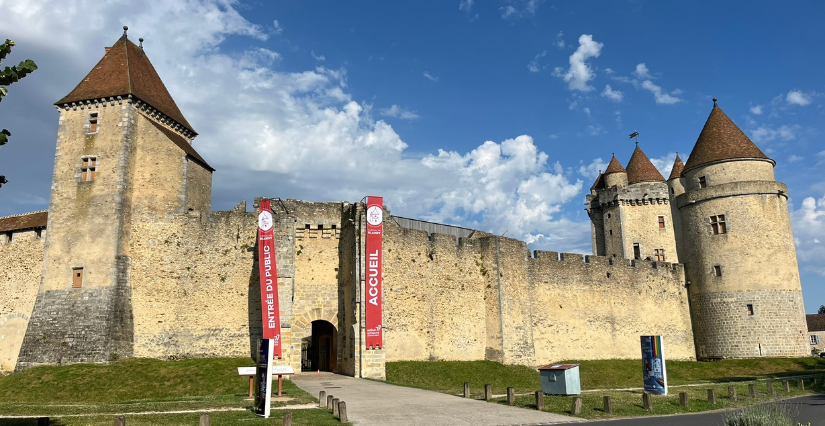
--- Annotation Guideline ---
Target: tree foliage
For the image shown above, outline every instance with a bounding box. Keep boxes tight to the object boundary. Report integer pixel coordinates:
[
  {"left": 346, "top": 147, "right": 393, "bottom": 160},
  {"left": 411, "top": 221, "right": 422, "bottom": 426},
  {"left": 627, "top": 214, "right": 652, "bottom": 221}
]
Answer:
[
  {"left": 819, "top": 305, "right": 825, "bottom": 315},
  {"left": 0, "top": 39, "right": 38, "bottom": 187}
]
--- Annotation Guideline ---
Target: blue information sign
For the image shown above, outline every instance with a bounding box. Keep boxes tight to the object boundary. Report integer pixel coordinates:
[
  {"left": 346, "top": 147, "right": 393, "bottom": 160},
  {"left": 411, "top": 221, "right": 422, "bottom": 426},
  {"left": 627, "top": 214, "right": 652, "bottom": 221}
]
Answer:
[{"left": 640, "top": 335, "right": 668, "bottom": 395}]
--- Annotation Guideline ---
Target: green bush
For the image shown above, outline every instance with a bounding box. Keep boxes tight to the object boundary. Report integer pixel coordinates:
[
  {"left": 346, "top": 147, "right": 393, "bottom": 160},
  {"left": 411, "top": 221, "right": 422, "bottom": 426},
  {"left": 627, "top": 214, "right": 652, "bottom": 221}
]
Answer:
[{"left": 724, "top": 401, "right": 797, "bottom": 426}]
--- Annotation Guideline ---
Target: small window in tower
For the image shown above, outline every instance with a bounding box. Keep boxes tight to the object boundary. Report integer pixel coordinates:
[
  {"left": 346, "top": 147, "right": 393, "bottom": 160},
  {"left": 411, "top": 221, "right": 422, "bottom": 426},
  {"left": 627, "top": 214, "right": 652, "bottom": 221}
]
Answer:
[
  {"left": 80, "top": 156, "right": 97, "bottom": 182},
  {"left": 34, "top": 229, "right": 42, "bottom": 240},
  {"left": 633, "top": 243, "right": 641, "bottom": 260},
  {"left": 710, "top": 214, "right": 727, "bottom": 235},
  {"left": 331, "top": 224, "right": 337, "bottom": 229},
  {"left": 713, "top": 265, "right": 722, "bottom": 277},
  {"left": 746, "top": 304, "right": 754, "bottom": 316},
  {"left": 609, "top": 229, "right": 613, "bottom": 236},
  {"left": 305, "top": 224, "right": 311, "bottom": 229},
  {"left": 317, "top": 224, "right": 323, "bottom": 230},
  {"left": 811, "top": 335, "right": 820, "bottom": 345},
  {"left": 654, "top": 249, "right": 665, "bottom": 262},
  {"left": 2, "top": 232, "right": 11, "bottom": 244},
  {"left": 670, "top": 187, "right": 675, "bottom": 194},
  {"left": 658, "top": 216, "right": 666, "bottom": 229},
  {"left": 698, "top": 176, "right": 707, "bottom": 188},
  {"left": 88, "top": 112, "right": 99, "bottom": 133},
  {"left": 72, "top": 267, "right": 84, "bottom": 288},
  {"left": 607, "top": 213, "right": 611, "bottom": 219}
]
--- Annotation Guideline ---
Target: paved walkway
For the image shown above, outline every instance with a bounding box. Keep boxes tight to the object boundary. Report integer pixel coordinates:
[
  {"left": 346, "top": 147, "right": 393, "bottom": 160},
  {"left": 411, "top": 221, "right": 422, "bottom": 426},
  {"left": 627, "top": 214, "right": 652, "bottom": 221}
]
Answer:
[{"left": 292, "top": 373, "right": 583, "bottom": 426}]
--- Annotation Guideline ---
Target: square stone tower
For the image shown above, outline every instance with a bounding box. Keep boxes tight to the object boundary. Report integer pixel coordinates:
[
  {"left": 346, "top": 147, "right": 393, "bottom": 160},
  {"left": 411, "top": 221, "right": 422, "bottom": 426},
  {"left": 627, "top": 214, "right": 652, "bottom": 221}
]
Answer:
[{"left": 16, "top": 28, "right": 214, "bottom": 370}]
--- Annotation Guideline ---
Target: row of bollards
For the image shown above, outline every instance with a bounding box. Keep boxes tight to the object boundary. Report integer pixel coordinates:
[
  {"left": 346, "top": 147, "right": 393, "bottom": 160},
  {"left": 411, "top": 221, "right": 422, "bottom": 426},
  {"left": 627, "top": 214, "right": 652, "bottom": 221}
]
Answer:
[{"left": 319, "top": 390, "right": 348, "bottom": 423}]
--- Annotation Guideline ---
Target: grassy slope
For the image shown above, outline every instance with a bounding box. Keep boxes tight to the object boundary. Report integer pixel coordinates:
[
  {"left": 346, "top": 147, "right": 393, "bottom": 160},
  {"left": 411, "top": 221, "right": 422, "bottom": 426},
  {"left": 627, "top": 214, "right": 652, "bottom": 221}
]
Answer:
[{"left": 0, "top": 358, "right": 349, "bottom": 425}]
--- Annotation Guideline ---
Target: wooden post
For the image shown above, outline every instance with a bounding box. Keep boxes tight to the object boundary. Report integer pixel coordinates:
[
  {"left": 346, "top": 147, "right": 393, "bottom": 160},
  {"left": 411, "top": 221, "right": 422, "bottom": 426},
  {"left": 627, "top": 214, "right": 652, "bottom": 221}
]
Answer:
[
  {"left": 283, "top": 412, "right": 292, "bottom": 426},
  {"left": 679, "top": 392, "right": 688, "bottom": 408},
  {"left": 798, "top": 379, "right": 805, "bottom": 390},
  {"left": 249, "top": 376, "right": 254, "bottom": 398},
  {"left": 603, "top": 396, "right": 612, "bottom": 414},
  {"left": 707, "top": 389, "right": 716, "bottom": 405},
  {"left": 37, "top": 418, "right": 49, "bottom": 426},
  {"left": 339, "top": 401, "right": 348, "bottom": 422},
  {"left": 327, "top": 395, "right": 334, "bottom": 410},
  {"left": 571, "top": 396, "right": 583, "bottom": 415},
  {"left": 278, "top": 375, "right": 283, "bottom": 396},
  {"left": 507, "top": 387, "right": 515, "bottom": 405},
  {"left": 783, "top": 381, "right": 790, "bottom": 392},
  {"left": 199, "top": 414, "right": 210, "bottom": 426},
  {"left": 728, "top": 386, "right": 737, "bottom": 402},
  {"left": 535, "top": 390, "right": 544, "bottom": 410},
  {"left": 767, "top": 381, "right": 775, "bottom": 396},
  {"left": 642, "top": 392, "right": 653, "bottom": 411},
  {"left": 464, "top": 382, "right": 470, "bottom": 398},
  {"left": 319, "top": 390, "right": 326, "bottom": 407},
  {"left": 332, "top": 398, "right": 340, "bottom": 416},
  {"left": 114, "top": 416, "right": 126, "bottom": 426},
  {"left": 748, "top": 384, "right": 756, "bottom": 397},
  {"left": 485, "top": 384, "right": 492, "bottom": 401}
]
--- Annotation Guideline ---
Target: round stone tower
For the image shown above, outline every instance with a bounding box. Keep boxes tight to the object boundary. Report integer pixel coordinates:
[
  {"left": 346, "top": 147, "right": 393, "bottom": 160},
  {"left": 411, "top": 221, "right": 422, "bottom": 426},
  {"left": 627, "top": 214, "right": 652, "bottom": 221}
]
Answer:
[{"left": 676, "top": 100, "right": 808, "bottom": 360}]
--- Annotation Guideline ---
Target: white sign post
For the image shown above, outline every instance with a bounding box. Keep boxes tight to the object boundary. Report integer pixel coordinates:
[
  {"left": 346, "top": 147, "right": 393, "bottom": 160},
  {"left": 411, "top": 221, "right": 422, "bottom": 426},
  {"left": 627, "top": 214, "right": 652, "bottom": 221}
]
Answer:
[{"left": 264, "top": 339, "right": 274, "bottom": 418}]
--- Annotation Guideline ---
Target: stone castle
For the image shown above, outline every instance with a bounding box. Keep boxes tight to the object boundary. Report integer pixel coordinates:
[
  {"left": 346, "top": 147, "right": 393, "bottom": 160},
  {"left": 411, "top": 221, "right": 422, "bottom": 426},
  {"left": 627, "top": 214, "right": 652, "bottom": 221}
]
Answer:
[{"left": 0, "top": 32, "right": 809, "bottom": 377}]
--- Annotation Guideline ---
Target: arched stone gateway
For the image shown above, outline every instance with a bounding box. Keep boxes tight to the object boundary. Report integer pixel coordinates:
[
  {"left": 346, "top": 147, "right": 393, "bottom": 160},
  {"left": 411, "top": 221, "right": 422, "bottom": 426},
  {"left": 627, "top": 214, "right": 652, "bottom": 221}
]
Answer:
[{"left": 292, "top": 308, "right": 339, "bottom": 372}]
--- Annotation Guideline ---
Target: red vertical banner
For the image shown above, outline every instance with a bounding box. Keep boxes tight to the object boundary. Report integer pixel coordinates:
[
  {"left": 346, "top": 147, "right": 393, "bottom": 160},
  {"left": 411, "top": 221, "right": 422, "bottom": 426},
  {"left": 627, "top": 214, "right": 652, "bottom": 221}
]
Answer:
[
  {"left": 365, "top": 196, "right": 384, "bottom": 349},
  {"left": 258, "top": 199, "right": 282, "bottom": 358}
]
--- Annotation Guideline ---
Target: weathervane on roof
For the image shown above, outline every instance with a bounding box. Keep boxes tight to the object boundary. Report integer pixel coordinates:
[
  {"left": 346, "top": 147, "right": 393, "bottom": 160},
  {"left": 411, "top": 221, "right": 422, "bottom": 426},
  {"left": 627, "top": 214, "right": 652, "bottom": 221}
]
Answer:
[
  {"left": 629, "top": 131, "right": 640, "bottom": 145},
  {"left": 122, "top": 26, "right": 128, "bottom": 38}
]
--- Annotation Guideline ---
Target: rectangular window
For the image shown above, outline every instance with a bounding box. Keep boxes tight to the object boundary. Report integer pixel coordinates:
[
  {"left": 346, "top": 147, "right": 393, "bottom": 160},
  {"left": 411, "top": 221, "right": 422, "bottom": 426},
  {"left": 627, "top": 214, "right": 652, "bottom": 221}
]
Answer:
[
  {"left": 658, "top": 216, "right": 666, "bottom": 229},
  {"left": 747, "top": 304, "right": 754, "bottom": 316},
  {"left": 811, "top": 335, "right": 820, "bottom": 345},
  {"left": 710, "top": 214, "right": 727, "bottom": 235},
  {"left": 714, "top": 265, "right": 722, "bottom": 277},
  {"left": 654, "top": 249, "right": 665, "bottom": 262},
  {"left": 698, "top": 176, "right": 707, "bottom": 188},
  {"left": 609, "top": 229, "right": 613, "bottom": 236},
  {"left": 88, "top": 112, "right": 99, "bottom": 133},
  {"left": 2, "top": 232, "right": 11, "bottom": 244},
  {"left": 633, "top": 243, "right": 641, "bottom": 260},
  {"left": 72, "top": 267, "right": 84, "bottom": 288},
  {"left": 34, "top": 229, "right": 42, "bottom": 240},
  {"left": 81, "top": 156, "right": 97, "bottom": 182}
]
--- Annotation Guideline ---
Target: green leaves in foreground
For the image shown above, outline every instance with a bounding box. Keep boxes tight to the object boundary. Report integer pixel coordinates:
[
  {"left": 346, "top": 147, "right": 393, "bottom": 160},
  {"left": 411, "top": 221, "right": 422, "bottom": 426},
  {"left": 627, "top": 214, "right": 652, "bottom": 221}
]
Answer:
[{"left": 0, "top": 38, "right": 38, "bottom": 188}]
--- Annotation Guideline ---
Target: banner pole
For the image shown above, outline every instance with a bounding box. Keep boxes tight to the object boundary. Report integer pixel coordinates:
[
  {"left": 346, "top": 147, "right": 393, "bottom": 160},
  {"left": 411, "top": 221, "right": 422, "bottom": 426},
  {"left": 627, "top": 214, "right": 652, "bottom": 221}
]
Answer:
[{"left": 264, "top": 338, "right": 274, "bottom": 418}]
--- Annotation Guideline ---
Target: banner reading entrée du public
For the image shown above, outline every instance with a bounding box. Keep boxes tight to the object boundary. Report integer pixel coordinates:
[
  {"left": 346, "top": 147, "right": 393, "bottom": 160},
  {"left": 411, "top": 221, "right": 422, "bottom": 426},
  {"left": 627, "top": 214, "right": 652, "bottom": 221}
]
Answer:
[
  {"left": 258, "top": 199, "right": 282, "bottom": 358},
  {"left": 365, "top": 196, "right": 383, "bottom": 349}
]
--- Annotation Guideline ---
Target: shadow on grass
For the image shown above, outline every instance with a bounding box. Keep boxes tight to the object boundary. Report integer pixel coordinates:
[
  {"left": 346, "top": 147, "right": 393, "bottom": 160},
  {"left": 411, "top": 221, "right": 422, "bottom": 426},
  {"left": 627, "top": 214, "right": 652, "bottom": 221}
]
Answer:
[{"left": 0, "top": 419, "right": 68, "bottom": 426}]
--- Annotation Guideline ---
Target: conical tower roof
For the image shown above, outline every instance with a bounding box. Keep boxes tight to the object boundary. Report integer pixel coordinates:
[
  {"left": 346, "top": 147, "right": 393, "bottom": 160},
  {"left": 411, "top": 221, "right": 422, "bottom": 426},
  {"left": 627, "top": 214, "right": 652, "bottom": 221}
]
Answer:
[
  {"left": 56, "top": 32, "right": 195, "bottom": 134},
  {"left": 590, "top": 172, "right": 605, "bottom": 190},
  {"left": 626, "top": 143, "right": 665, "bottom": 184},
  {"left": 668, "top": 154, "right": 684, "bottom": 180},
  {"left": 603, "top": 154, "right": 626, "bottom": 175},
  {"left": 683, "top": 100, "right": 772, "bottom": 173}
]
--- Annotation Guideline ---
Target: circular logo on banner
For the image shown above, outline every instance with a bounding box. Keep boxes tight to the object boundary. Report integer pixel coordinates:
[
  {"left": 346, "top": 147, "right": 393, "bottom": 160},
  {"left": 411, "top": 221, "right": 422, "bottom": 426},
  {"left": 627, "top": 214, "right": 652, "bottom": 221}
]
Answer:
[
  {"left": 258, "top": 211, "right": 273, "bottom": 231},
  {"left": 367, "top": 206, "right": 383, "bottom": 226}
]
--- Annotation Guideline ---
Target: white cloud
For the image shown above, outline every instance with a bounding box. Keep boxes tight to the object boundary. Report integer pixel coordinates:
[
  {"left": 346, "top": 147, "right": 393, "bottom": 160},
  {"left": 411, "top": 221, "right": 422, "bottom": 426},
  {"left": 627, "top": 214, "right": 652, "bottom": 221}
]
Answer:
[
  {"left": 648, "top": 152, "right": 677, "bottom": 178},
  {"left": 750, "top": 105, "right": 763, "bottom": 115},
  {"left": 311, "top": 50, "right": 325, "bottom": 61},
  {"left": 791, "top": 195, "right": 825, "bottom": 277},
  {"left": 583, "top": 107, "right": 591, "bottom": 116},
  {"left": 633, "top": 63, "right": 652, "bottom": 79},
  {"left": 553, "top": 34, "right": 603, "bottom": 92},
  {"left": 786, "top": 90, "right": 812, "bottom": 106},
  {"left": 459, "top": 0, "right": 474, "bottom": 12},
  {"left": 380, "top": 104, "right": 419, "bottom": 120},
  {"left": 601, "top": 84, "right": 623, "bottom": 102},
  {"left": 0, "top": 0, "right": 590, "bottom": 249},
  {"left": 554, "top": 31, "right": 565, "bottom": 49},
  {"left": 750, "top": 124, "right": 801, "bottom": 143},
  {"left": 423, "top": 71, "right": 439, "bottom": 82},
  {"left": 788, "top": 155, "right": 804, "bottom": 163},
  {"left": 500, "top": 0, "right": 541, "bottom": 19},
  {"left": 273, "top": 20, "right": 283, "bottom": 35},
  {"left": 586, "top": 124, "right": 605, "bottom": 135},
  {"left": 527, "top": 50, "right": 547, "bottom": 73},
  {"left": 579, "top": 158, "right": 608, "bottom": 179},
  {"left": 640, "top": 80, "right": 681, "bottom": 104}
]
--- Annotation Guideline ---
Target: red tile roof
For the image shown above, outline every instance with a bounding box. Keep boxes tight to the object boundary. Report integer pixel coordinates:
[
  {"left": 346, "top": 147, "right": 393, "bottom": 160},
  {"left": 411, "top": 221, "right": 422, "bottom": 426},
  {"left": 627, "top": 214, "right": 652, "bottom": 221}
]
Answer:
[
  {"left": 604, "top": 155, "right": 626, "bottom": 175},
  {"left": 668, "top": 154, "right": 685, "bottom": 180},
  {"left": 147, "top": 120, "right": 214, "bottom": 171},
  {"left": 56, "top": 36, "right": 195, "bottom": 135},
  {"left": 626, "top": 144, "right": 665, "bottom": 184},
  {"left": 0, "top": 211, "right": 48, "bottom": 233},
  {"left": 683, "top": 102, "right": 773, "bottom": 173},
  {"left": 807, "top": 314, "right": 825, "bottom": 332},
  {"left": 590, "top": 173, "right": 605, "bottom": 190}
]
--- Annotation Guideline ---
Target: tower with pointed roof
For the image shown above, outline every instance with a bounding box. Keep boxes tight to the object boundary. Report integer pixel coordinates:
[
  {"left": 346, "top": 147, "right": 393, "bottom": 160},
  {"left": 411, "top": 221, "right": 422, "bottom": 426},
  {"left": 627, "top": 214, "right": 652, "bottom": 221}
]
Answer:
[
  {"left": 586, "top": 144, "right": 678, "bottom": 263},
  {"left": 674, "top": 100, "right": 807, "bottom": 359},
  {"left": 16, "top": 28, "right": 214, "bottom": 369}
]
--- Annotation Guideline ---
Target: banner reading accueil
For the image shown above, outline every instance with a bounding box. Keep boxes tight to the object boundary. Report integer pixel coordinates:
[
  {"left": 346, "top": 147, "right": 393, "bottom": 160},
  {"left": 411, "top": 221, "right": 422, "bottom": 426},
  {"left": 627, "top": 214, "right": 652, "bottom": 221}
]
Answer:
[
  {"left": 365, "top": 196, "right": 383, "bottom": 349},
  {"left": 640, "top": 335, "right": 668, "bottom": 395},
  {"left": 258, "top": 199, "right": 282, "bottom": 357}
]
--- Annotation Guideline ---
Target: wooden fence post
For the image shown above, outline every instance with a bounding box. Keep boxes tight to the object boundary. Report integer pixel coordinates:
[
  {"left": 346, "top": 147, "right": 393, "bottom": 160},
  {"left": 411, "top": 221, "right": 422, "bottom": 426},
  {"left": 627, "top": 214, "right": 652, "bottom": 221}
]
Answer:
[
  {"left": 319, "top": 390, "right": 326, "bottom": 407},
  {"left": 507, "top": 387, "right": 515, "bottom": 405},
  {"left": 283, "top": 412, "right": 292, "bottom": 426},
  {"left": 642, "top": 393, "right": 653, "bottom": 411},
  {"left": 114, "top": 416, "right": 126, "bottom": 426},
  {"left": 748, "top": 384, "right": 756, "bottom": 397},
  {"left": 327, "top": 395, "right": 335, "bottom": 410},
  {"left": 571, "top": 396, "right": 583, "bottom": 415},
  {"left": 535, "top": 390, "right": 544, "bottom": 410},
  {"left": 332, "top": 398, "right": 340, "bottom": 416},
  {"left": 728, "top": 386, "right": 737, "bottom": 402},
  {"left": 798, "top": 379, "right": 805, "bottom": 391},
  {"left": 679, "top": 392, "right": 688, "bottom": 408},
  {"left": 603, "top": 396, "right": 612, "bottom": 414},
  {"left": 767, "top": 381, "right": 775, "bottom": 396},
  {"left": 339, "top": 401, "right": 348, "bottom": 422},
  {"left": 707, "top": 389, "right": 716, "bottom": 405},
  {"left": 464, "top": 382, "right": 470, "bottom": 398},
  {"left": 485, "top": 384, "right": 492, "bottom": 401},
  {"left": 199, "top": 413, "right": 210, "bottom": 426}
]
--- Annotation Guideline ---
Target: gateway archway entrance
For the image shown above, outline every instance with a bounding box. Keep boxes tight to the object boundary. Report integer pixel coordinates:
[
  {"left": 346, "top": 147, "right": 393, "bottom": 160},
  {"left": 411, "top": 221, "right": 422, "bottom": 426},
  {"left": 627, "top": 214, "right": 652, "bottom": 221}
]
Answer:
[{"left": 301, "top": 320, "right": 337, "bottom": 372}]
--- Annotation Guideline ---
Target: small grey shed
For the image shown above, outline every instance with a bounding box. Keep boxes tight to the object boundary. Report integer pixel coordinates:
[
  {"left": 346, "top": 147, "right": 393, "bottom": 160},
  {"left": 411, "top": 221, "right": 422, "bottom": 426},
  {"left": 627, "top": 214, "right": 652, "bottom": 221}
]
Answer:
[{"left": 538, "top": 363, "right": 581, "bottom": 395}]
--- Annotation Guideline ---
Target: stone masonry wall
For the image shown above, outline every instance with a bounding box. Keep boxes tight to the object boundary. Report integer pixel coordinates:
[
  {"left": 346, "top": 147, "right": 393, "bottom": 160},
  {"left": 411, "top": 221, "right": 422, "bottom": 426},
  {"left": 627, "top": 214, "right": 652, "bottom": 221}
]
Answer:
[{"left": 0, "top": 230, "right": 45, "bottom": 371}]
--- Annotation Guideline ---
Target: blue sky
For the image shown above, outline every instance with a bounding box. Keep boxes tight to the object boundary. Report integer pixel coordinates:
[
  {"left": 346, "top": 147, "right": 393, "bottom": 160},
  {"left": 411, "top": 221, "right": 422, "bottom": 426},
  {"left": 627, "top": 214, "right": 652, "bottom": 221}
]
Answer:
[{"left": 0, "top": 0, "right": 823, "bottom": 312}]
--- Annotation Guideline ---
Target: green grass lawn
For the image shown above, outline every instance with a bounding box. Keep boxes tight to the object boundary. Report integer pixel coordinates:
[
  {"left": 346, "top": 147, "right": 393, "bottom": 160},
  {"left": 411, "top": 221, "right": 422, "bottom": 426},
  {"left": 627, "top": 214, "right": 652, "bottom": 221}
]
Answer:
[
  {"left": 385, "top": 358, "right": 825, "bottom": 419},
  {"left": 0, "top": 358, "right": 349, "bottom": 425}
]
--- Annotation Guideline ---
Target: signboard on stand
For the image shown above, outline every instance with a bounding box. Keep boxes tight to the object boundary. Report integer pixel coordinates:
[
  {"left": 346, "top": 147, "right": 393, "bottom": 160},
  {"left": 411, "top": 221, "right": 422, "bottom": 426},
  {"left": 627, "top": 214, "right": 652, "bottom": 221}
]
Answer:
[
  {"left": 640, "top": 335, "right": 668, "bottom": 395},
  {"left": 365, "top": 196, "right": 384, "bottom": 349}
]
